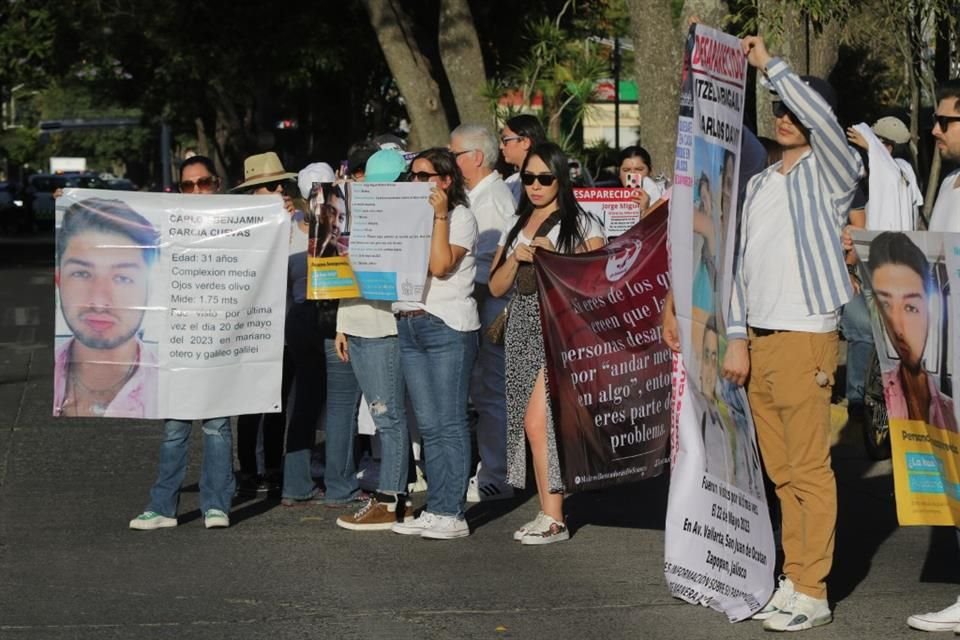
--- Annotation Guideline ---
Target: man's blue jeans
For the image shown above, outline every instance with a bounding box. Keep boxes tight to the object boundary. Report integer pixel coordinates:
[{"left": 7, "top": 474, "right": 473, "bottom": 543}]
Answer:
[
  {"left": 840, "top": 292, "right": 874, "bottom": 411},
  {"left": 147, "top": 418, "right": 235, "bottom": 517},
  {"left": 323, "top": 338, "right": 362, "bottom": 503},
  {"left": 349, "top": 335, "right": 408, "bottom": 494},
  {"left": 398, "top": 313, "right": 478, "bottom": 517}
]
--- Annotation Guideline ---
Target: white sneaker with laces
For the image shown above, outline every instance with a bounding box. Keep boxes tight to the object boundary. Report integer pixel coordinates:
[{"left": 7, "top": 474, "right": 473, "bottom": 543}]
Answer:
[
  {"left": 752, "top": 575, "right": 795, "bottom": 620},
  {"left": 520, "top": 515, "right": 569, "bottom": 545},
  {"left": 513, "top": 511, "right": 548, "bottom": 541},
  {"left": 421, "top": 514, "right": 470, "bottom": 539},
  {"left": 391, "top": 511, "right": 437, "bottom": 536},
  {"left": 129, "top": 511, "right": 177, "bottom": 531},
  {"left": 762, "top": 592, "right": 832, "bottom": 632},
  {"left": 203, "top": 509, "right": 229, "bottom": 529},
  {"left": 907, "top": 597, "right": 960, "bottom": 632},
  {"left": 466, "top": 476, "right": 514, "bottom": 503}
]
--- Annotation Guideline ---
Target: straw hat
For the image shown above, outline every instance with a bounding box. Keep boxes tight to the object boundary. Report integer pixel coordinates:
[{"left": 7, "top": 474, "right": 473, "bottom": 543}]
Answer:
[{"left": 231, "top": 151, "right": 298, "bottom": 192}]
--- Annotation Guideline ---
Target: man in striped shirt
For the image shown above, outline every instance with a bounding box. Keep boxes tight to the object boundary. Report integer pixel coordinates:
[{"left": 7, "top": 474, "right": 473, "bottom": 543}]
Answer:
[{"left": 722, "top": 36, "right": 862, "bottom": 632}]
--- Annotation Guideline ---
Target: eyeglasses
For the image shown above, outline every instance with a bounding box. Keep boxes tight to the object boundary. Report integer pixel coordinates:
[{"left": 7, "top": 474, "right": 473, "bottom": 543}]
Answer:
[
  {"left": 933, "top": 113, "right": 960, "bottom": 132},
  {"left": 453, "top": 149, "right": 476, "bottom": 157},
  {"left": 520, "top": 172, "right": 557, "bottom": 187},
  {"left": 410, "top": 171, "right": 440, "bottom": 182},
  {"left": 500, "top": 135, "right": 524, "bottom": 145},
  {"left": 771, "top": 101, "right": 796, "bottom": 121},
  {"left": 179, "top": 175, "right": 219, "bottom": 193}
]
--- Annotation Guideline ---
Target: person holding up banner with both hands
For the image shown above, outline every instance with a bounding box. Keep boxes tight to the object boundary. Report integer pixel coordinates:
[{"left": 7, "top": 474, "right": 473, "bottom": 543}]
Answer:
[{"left": 489, "top": 142, "right": 605, "bottom": 545}]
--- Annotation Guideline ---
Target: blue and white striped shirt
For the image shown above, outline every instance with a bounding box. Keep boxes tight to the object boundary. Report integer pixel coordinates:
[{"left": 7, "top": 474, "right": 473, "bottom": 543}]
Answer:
[{"left": 727, "top": 58, "right": 862, "bottom": 340}]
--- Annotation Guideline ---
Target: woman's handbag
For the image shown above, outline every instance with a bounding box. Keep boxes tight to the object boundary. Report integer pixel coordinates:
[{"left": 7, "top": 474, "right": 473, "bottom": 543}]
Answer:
[{"left": 485, "top": 300, "right": 509, "bottom": 345}]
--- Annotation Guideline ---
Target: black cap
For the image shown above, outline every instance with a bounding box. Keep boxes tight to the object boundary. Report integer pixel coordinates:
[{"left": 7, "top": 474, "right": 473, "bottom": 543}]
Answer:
[
  {"left": 771, "top": 75, "right": 838, "bottom": 112},
  {"left": 346, "top": 141, "right": 380, "bottom": 176}
]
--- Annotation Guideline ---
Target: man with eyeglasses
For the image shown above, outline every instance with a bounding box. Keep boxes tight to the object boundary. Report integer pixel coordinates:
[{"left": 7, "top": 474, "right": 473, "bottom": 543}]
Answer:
[
  {"left": 129, "top": 155, "right": 236, "bottom": 531},
  {"left": 720, "top": 36, "right": 863, "bottom": 631},
  {"left": 450, "top": 123, "right": 518, "bottom": 503},
  {"left": 906, "top": 77, "right": 960, "bottom": 634},
  {"left": 927, "top": 80, "right": 960, "bottom": 233}
]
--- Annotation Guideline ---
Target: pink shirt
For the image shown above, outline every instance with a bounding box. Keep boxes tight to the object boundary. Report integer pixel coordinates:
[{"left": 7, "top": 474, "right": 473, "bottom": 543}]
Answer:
[
  {"left": 882, "top": 365, "right": 958, "bottom": 433},
  {"left": 53, "top": 338, "right": 159, "bottom": 418}
]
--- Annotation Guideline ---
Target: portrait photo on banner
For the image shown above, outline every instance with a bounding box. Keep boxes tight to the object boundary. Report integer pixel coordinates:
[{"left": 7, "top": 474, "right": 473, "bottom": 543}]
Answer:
[{"left": 54, "top": 196, "right": 163, "bottom": 418}]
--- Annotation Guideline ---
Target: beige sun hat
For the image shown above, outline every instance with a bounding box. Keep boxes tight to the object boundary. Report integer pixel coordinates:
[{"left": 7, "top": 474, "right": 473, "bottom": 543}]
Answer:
[
  {"left": 231, "top": 151, "right": 298, "bottom": 192},
  {"left": 871, "top": 117, "right": 911, "bottom": 145}
]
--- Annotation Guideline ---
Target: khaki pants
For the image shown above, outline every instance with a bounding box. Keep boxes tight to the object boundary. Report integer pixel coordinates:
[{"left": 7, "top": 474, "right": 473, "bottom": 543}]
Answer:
[{"left": 748, "top": 330, "right": 838, "bottom": 600}]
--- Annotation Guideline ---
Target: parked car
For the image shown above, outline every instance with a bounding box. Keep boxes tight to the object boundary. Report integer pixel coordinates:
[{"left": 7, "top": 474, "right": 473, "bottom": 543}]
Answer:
[{"left": 105, "top": 178, "right": 138, "bottom": 191}]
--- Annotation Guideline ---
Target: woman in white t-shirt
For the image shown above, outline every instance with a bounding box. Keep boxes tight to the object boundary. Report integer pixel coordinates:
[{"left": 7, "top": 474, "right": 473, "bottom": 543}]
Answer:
[
  {"left": 391, "top": 148, "right": 480, "bottom": 540},
  {"left": 489, "top": 142, "right": 606, "bottom": 545}
]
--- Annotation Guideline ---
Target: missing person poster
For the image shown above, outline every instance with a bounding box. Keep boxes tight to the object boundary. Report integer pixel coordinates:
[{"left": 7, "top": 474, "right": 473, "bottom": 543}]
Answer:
[
  {"left": 534, "top": 203, "right": 672, "bottom": 492},
  {"left": 574, "top": 187, "right": 642, "bottom": 237},
  {"left": 853, "top": 229, "right": 960, "bottom": 526},
  {"left": 306, "top": 182, "right": 360, "bottom": 300},
  {"left": 53, "top": 189, "right": 288, "bottom": 420},
  {"left": 347, "top": 182, "right": 434, "bottom": 301},
  {"left": 663, "top": 24, "right": 775, "bottom": 622}
]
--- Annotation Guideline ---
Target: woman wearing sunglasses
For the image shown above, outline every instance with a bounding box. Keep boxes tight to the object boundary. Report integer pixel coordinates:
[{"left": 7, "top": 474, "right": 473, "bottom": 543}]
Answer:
[
  {"left": 489, "top": 142, "right": 606, "bottom": 544},
  {"left": 500, "top": 114, "right": 547, "bottom": 204},
  {"left": 389, "top": 148, "right": 480, "bottom": 540}
]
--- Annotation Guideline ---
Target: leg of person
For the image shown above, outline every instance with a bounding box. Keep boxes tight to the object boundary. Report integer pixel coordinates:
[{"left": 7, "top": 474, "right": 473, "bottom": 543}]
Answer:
[
  {"left": 747, "top": 334, "right": 797, "bottom": 619},
  {"left": 469, "top": 298, "right": 512, "bottom": 502},
  {"left": 907, "top": 529, "right": 960, "bottom": 631},
  {"left": 756, "top": 332, "right": 837, "bottom": 632},
  {"left": 281, "top": 303, "right": 325, "bottom": 504},
  {"left": 519, "top": 370, "right": 568, "bottom": 546},
  {"left": 261, "top": 345, "right": 294, "bottom": 488},
  {"left": 198, "top": 416, "right": 234, "bottom": 528},
  {"left": 840, "top": 293, "right": 873, "bottom": 419},
  {"left": 235, "top": 413, "right": 261, "bottom": 495},
  {"left": 131, "top": 419, "right": 191, "bottom": 530},
  {"left": 322, "top": 337, "right": 362, "bottom": 504},
  {"left": 337, "top": 335, "right": 412, "bottom": 530}
]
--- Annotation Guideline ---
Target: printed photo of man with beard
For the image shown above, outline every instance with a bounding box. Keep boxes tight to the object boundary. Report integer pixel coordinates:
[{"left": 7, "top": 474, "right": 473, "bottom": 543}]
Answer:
[{"left": 53, "top": 197, "right": 160, "bottom": 418}]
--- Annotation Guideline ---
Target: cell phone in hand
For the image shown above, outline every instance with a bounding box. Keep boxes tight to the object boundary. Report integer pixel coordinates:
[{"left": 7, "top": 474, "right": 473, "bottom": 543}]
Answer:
[{"left": 624, "top": 172, "right": 643, "bottom": 189}]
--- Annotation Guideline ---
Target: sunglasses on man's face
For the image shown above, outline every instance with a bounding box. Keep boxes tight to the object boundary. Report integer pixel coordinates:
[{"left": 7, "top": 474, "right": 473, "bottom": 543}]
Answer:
[
  {"left": 771, "top": 101, "right": 797, "bottom": 122},
  {"left": 179, "top": 175, "right": 219, "bottom": 193},
  {"left": 520, "top": 172, "right": 557, "bottom": 187},
  {"left": 933, "top": 113, "right": 960, "bottom": 132}
]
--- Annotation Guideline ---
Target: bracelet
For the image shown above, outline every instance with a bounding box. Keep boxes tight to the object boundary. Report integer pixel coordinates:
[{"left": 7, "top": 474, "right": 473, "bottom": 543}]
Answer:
[{"left": 434, "top": 216, "right": 449, "bottom": 222}]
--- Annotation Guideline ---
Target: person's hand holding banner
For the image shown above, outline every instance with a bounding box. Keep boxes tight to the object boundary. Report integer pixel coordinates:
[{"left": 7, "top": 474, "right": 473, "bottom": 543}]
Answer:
[{"left": 722, "top": 339, "right": 750, "bottom": 386}]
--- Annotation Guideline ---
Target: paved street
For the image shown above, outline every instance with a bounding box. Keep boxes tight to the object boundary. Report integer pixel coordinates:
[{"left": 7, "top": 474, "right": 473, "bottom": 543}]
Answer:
[{"left": 0, "top": 232, "right": 957, "bottom": 639}]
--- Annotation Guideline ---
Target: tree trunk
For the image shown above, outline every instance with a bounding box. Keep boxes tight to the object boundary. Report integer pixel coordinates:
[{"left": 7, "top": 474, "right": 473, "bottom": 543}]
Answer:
[
  {"left": 625, "top": 0, "right": 725, "bottom": 176},
  {"left": 362, "top": 0, "right": 450, "bottom": 150},
  {"left": 194, "top": 117, "right": 210, "bottom": 158},
  {"left": 438, "top": 0, "right": 490, "bottom": 127}
]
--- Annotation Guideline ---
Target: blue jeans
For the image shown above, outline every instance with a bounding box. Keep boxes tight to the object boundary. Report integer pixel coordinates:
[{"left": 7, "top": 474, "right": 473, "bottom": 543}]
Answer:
[
  {"left": 349, "top": 335, "right": 408, "bottom": 494},
  {"left": 147, "top": 418, "right": 235, "bottom": 516},
  {"left": 841, "top": 292, "right": 874, "bottom": 410},
  {"left": 323, "top": 338, "right": 362, "bottom": 503},
  {"left": 398, "top": 313, "right": 478, "bottom": 517},
  {"left": 282, "top": 302, "right": 325, "bottom": 500}
]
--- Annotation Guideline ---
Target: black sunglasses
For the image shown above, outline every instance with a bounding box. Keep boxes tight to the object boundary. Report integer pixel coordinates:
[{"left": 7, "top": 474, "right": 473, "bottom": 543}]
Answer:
[
  {"left": 520, "top": 172, "right": 557, "bottom": 187},
  {"left": 410, "top": 171, "right": 440, "bottom": 182},
  {"left": 933, "top": 113, "right": 960, "bottom": 132},
  {"left": 179, "top": 175, "right": 219, "bottom": 193},
  {"left": 771, "top": 101, "right": 796, "bottom": 121}
]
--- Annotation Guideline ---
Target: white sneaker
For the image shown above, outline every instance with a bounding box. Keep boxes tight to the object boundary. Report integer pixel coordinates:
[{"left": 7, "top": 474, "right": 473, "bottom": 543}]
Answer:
[
  {"left": 762, "top": 592, "right": 832, "bottom": 631},
  {"left": 907, "top": 597, "right": 960, "bottom": 632},
  {"left": 466, "top": 476, "right": 514, "bottom": 503},
  {"left": 520, "top": 515, "right": 569, "bottom": 545},
  {"left": 421, "top": 514, "right": 470, "bottom": 539},
  {"left": 391, "top": 511, "right": 437, "bottom": 536},
  {"left": 752, "top": 575, "right": 795, "bottom": 620},
  {"left": 513, "top": 511, "right": 548, "bottom": 541},
  {"left": 129, "top": 511, "right": 177, "bottom": 531},
  {"left": 203, "top": 509, "right": 229, "bottom": 529}
]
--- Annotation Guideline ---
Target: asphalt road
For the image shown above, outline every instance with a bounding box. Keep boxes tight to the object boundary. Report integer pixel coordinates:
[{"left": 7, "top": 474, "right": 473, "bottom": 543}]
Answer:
[{"left": 0, "top": 231, "right": 956, "bottom": 639}]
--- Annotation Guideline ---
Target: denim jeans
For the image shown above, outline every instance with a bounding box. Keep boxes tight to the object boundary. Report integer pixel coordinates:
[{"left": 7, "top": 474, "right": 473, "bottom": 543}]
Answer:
[
  {"left": 147, "top": 418, "right": 235, "bottom": 516},
  {"left": 349, "top": 335, "right": 408, "bottom": 494},
  {"left": 840, "top": 292, "right": 874, "bottom": 410},
  {"left": 398, "top": 313, "right": 478, "bottom": 517},
  {"left": 282, "top": 302, "right": 325, "bottom": 500},
  {"left": 237, "top": 345, "right": 292, "bottom": 476},
  {"left": 470, "top": 293, "right": 508, "bottom": 487},
  {"left": 323, "top": 338, "right": 362, "bottom": 503}
]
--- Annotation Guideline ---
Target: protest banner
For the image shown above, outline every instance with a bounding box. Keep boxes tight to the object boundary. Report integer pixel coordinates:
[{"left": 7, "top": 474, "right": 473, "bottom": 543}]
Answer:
[
  {"left": 53, "top": 189, "right": 288, "bottom": 420},
  {"left": 347, "top": 182, "right": 434, "bottom": 301},
  {"left": 852, "top": 229, "right": 960, "bottom": 526},
  {"left": 663, "top": 24, "right": 775, "bottom": 622},
  {"left": 534, "top": 203, "right": 671, "bottom": 492}
]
